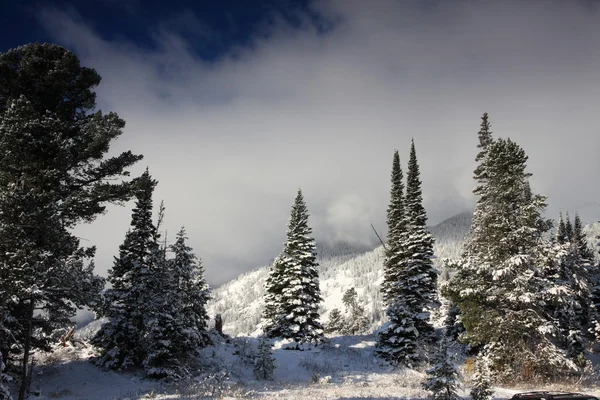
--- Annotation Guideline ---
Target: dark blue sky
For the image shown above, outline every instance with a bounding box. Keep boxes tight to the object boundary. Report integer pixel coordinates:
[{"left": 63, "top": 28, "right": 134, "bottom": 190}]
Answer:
[{"left": 1, "top": 0, "right": 313, "bottom": 59}]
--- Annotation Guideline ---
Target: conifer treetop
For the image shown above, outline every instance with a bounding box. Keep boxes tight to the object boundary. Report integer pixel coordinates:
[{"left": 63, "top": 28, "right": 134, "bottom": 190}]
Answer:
[
  {"left": 557, "top": 212, "right": 567, "bottom": 244},
  {"left": 387, "top": 150, "right": 406, "bottom": 239},
  {"left": 565, "top": 212, "right": 573, "bottom": 243},
  {"left": 406, "top": 139, "right": 427, "bottom": 227},
  {"left": 475, "top": 112, "right": 493, "bottom": 162}
]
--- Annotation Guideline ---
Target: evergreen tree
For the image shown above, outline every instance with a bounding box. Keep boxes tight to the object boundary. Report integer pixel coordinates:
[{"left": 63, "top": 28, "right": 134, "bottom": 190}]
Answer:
[
  {"left": 142, "top": 245, "right": 186, "bottom": 380},
  {"left": 551, "top": 241, "right": 596, "bottom": 359},
  {"left": 401, "top": 140, "right": 438, "bottom": 338},
  {"left": 565, "top": 212, "right": 573, "bottom": 243},
  {"left": 0, "top": 43, "right": 141, "bottom": 397},
  {"left": 325, "top": 309, "right": 344, "bottom": 334},
  {"left": 444, "top": 304, "right": 465, "bottom": 342},
  {"left": 557, "top": 212, "right": 567, "bottom": 244},
  {"left": 0, "top": 350, "right": 11, "bottom": 400},
  {"left": 262, "top": 256, "right": 286, "bottom": 337},
  {"left": 381, "top": 151, "right": 408, "bottom": 305},
  {"left": 573, "top": 213, "right": 593, "bottom": 261},
  {"left": 470, "top": 356, "right": 494, "bottom": 400},
  {"left": 269, "top": 190, "right": 324, "bottom": 344},
  {"left": 422, "top": 336, "right": 461, "bottom": 400},
  {"left": 340, "top": 288, "right": 369, "bottom": 335},
  {"left": 342, "top": 288, "right": 358, "bottom": 309},
  {"left": 93, "top": 170, "right": 158, "bottom": 370},
  {"left": 473, "top": 112, "right": 494, "bottom": 195},
  {"left": 444, "top": 114, "right": 573, "bottom": 381},
  {"left": 170, "top": 227, "right": 211, "bottom": 348},
  {"left": 253, "top": 336, "right": 275, "bottom": 380},
  {"left": 376, "top": 299, "right": 419, "bottom": 367}
]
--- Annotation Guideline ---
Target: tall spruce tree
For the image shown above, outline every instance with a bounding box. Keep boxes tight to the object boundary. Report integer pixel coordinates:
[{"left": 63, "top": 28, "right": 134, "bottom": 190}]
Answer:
[
  {"left": 557, "top": 212, "right": 567, "bottom": 244},
  {"left": 422, "top": 336, "right": 461, "bottom": 400},
  {"left": 143, "top": 242, "right": 187, "bottom": 379},
  {"left": 170, "top": 227, "right": 211, "bottom": 348},
  {"left": 565, "top": 212, "right": 574, "bottom": 243},
  {"left": 473, "top": 113, "right": 493, "bottom": 195},
  {"left": 266, "top": 190, "right": 324, "bottom": 344},
  {"left": 0, "top": 43, "right": 141, "bottom": 398},
  {"left": 381, "top": 151, "right": 408, "bottom": 305},
  {"left": 401, "top": 140, "right": 437, "bottom": 338},
  {"left": 262, "top": 255, "right": 286, "bottom": 337},
  {"left": 444, "top": 116, "right": 576, "bottom": 381},
  {"left": 470, "top": 356, "right": 494, "bottom": 400},
  {"left": 573, "top": 213, "right": 593, "bottom": 261},
  {"left": 376, "top": 298, "right": 419, "bottom": 367},
  {"left": 93, "top": 170, "right": 158, "bottom": 370}
]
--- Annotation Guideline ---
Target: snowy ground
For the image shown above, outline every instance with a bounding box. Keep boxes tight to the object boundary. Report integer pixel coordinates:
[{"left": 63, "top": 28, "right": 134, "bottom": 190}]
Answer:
[{"left": 14, "top": 333, "right": 600, "bottom": 400}]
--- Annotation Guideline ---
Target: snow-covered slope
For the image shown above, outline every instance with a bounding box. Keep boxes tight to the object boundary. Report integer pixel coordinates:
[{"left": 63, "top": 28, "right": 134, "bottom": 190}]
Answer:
[{"left": 208, "top": 212, "right": 473, "bottom": 337}]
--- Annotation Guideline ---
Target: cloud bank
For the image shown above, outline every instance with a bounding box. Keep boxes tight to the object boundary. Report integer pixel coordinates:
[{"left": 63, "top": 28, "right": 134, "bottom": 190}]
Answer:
[{"left": 36, "top": 0, "right": 600, "bottom": 285}]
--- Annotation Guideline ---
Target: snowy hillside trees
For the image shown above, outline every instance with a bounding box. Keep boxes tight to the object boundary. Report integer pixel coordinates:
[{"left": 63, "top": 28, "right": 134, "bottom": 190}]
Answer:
[
  {"left": 94, "top": 171, "right": 210, "bottom": 378},
  {"left": 325, "top": 288, "right": 369, "bottom": 335},
  {"left": 341, "top": 288, "right": 369, "bottom": 335},
  {"left": 0, "top": 43, "right": 141, "bottom": 398},
  {"left": 263, "top": 190, "right": 324, "bottom": 344}
]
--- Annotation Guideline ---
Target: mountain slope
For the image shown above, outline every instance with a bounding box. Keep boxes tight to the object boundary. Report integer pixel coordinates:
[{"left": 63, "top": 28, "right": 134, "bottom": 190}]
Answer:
[{"left": 207, "top": 212, "right": 473, "bottom": 337}]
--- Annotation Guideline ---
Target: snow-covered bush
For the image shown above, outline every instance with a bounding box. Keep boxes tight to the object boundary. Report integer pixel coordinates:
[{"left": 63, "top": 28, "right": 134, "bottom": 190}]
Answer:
[
  {"left": 470, "top": 356, "right": 493, "bottom": 400},
  {"left": 253, "top": 337, "right": 275, "bottom": 380},
  {"left": 325, "top": 309, "right": 344, "bottom": 334},
  {"left": 423, "top": 336, "right": 461, "bottom": 400}
]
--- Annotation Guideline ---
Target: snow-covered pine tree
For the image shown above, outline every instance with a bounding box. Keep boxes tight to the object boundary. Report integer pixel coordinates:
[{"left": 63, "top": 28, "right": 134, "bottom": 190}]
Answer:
[
  {"left": 376, "top": 298, "right": 419, "bottom": 367},
  {"left": 341, "top": 288, "right": 369, "bottom": 335},
  {"left": 93, "top": 170, "right": 159, "bottom": 370},
  {"left": 573, "top": 213, "right": 594, "bottom": 261},
  {"left": 142, "top": 243, "right": 186, "bottom": 380},
  {"left": 263, "top": 255, "right": 286, "bottom": 337},
  {"left": 444, "top": 304, "right": 464, "bottom": 342},
  {"left": 170, "top": 227, "right": 211, "bottom": 348},
  {"left": 381, "top": 151, "right": 408, "bottom": 305},
  {"left": 557, "top": 212, "right": 567, "bottom": 244},
  {"left": 423, "top": 336, "right": 460, "bottom": 400},
  {"left": 565, "top": 212, "right": 574, "bottom": 244},
  {"left": 592, "top": 226, "right": 600, "bottom": 318},
  {"left": 401, "top": 140, "right": 438, "bottom": 339},
  {"left": 271, "top": 190, "right": 324, "bottom": 344},
  {"left": 473, "top": 112, "right": 493, "bottom": 193},
  {"left": 550, "top": 235, "right": 596, "bottom": 359},
  {"left": 0, "top": 44, "right": 141, "bottom": 398},
  {"left": 325, "top": 309, "right": 344, "bottom": 334},
  {"left": 0, "top": 350, "right": 11, "bottom": 400},
  {"left": 253, "top": 336, "right": 275, "bottom": 380},
  {"left": 342, "top": 287, "right": 358, "bottom": 309},
  {"left": 470, "top": 356, "right": 493, "bottom": 400},
  {"left": 444, "top": 116, "right": 574, "bottom": 380}
]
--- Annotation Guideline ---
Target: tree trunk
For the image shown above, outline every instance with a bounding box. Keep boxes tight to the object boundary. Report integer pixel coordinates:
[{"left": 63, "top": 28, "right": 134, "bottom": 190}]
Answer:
[{"left": 18, "top": 295, "right": 34, "bottom": 400}]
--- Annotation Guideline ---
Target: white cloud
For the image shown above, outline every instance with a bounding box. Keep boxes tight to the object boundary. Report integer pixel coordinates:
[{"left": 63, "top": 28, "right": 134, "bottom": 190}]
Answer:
[{"left": 37, "top": 0, "right": 600, "bottom": 285}]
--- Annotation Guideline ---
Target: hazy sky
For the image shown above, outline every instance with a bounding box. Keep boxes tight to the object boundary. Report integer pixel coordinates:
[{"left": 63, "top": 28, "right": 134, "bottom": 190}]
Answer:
[{"left": 5, "top": 0, "right": 600, "bottom": 286}]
